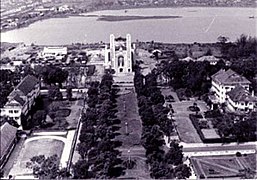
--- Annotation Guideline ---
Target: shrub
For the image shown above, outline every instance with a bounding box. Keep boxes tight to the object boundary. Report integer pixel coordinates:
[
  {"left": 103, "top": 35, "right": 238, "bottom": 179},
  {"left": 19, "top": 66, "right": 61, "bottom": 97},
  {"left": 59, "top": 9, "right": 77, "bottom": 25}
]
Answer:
[{"left": 236, "top": 152, "right": 242, "bottom": 157}]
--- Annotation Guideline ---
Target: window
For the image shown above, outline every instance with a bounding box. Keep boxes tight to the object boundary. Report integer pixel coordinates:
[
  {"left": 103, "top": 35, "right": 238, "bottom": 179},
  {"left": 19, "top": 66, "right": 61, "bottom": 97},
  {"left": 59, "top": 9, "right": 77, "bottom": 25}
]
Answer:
[
  {"left": 14, "top": 110, "right": 19, "bottom": 113},
  {"left": 9, "top": 110, "right": 14, "bottom": 113}
]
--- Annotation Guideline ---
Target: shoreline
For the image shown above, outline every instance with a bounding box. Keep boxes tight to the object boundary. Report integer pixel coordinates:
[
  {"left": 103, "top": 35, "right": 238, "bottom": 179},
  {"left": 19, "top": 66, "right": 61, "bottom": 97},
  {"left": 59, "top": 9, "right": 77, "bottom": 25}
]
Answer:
[{"left": 1, "top": 6, "right": 255, "bottom": 33}]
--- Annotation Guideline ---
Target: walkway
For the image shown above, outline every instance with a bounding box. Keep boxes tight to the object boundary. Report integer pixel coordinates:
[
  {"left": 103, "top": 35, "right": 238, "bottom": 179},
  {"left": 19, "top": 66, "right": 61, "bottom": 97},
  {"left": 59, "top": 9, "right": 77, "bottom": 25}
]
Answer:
[{"left": 2, "top": 137, "right": 25, "bottom": 177}]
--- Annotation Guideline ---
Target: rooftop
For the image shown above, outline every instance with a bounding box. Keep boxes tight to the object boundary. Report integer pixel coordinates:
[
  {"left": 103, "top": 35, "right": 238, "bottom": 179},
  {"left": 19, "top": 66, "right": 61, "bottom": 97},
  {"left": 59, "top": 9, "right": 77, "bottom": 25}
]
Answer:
[
  {"left": 227, "top": 85, "right": 257, "bottom": 102},
  {"left": 0, "top": 122, "right": 17, "bottom": 159},
  {"left": 13, "top": 75, "right": 39, "bottom": 96},
  {"left": 211, "top": 69, "right": 251, "bottom": 85}
]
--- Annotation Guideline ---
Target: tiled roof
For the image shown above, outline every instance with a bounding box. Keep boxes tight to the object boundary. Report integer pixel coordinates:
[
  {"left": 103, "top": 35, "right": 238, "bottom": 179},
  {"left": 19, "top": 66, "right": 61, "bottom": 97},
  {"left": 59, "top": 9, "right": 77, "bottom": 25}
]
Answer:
[
  {"left": 16, "top": 75, "right": 39, "bottom": 96},
  {"left": 12, "top": 94, "right": 25, "bottom": 106},
  {"left": 0, "top": 122, "right": 17, "bottom": 159},
  {"left": 197, "top": 55, "right": 220, "bottom": 62},
  {"left": 227, "top": 85, "right": 257, "bottom": 102},
  {"left": 211, "top": 69, "right": 251, "bottom": 85}
]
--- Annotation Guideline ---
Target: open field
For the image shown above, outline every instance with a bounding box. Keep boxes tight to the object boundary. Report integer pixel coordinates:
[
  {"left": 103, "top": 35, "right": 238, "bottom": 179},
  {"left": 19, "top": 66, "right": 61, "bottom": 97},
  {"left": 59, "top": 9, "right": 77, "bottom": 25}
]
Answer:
[
  {"left": 191, "top": 154, "right": 257, "bottom": 179},
  {"left": 9, "top": 139, "right": 64, "bottom": 176},
  {"left": 116, "top": 89, "right": 142, "bottom": 147}
]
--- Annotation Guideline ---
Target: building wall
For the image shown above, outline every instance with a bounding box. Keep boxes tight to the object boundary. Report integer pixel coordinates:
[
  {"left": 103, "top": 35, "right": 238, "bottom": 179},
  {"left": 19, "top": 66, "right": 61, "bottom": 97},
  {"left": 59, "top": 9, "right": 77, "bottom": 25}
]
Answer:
[
  {"left": 105, "top": 34, "right": 134, "bottom": 74},
  {"left": 211, "top": 80, "right": 250, "bottom": 104},
  {"left": 227, "top": 96, "right": 256, "bottom": 112},
  {"left": 0, "top": 83, "right": 40, "bottom": 128}
]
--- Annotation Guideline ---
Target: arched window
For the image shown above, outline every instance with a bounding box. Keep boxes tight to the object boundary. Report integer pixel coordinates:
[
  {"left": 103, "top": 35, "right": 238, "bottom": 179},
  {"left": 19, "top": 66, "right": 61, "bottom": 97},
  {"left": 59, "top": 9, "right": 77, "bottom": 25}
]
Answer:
[{"left": 118, "top": 56, "right": 124, "bottom": 67}]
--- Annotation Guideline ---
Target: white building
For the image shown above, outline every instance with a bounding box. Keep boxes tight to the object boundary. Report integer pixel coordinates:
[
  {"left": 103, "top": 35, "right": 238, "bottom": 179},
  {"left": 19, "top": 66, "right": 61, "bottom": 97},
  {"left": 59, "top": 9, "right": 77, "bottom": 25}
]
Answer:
[
  {"left": 211, "top": 69, "right": 251, "bottom": 103},
  {"left": 104, "top": 34, "right": 135, "bottom": 87},
  {"left": 0, "top": 75, "right": 40, "bottom": 128},
  {"left": 227, "top": 85, "right": 257, "bottom": 112},
  {"left": 196, "top": 55, "right": 220, "bottom": 65},
  {"left": 41, "top": 46, "right": 67, "bottom": 60}
]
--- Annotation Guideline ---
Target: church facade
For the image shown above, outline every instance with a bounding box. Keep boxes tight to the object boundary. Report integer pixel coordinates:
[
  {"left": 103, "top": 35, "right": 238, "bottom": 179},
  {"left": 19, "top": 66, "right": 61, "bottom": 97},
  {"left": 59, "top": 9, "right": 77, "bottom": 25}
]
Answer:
[
  {"left": 105, "top": 34, "right": 134, "bottom": 74},
  {"left": 104, "top": 34, "right": 135, "bottom": 87}
]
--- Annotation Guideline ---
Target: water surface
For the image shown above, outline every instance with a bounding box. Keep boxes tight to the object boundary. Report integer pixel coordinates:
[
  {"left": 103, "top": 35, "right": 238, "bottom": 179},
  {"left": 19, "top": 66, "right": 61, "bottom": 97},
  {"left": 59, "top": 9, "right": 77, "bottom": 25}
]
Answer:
[{"left": 1, "top": 7, "right": 256, "bottom": 45}]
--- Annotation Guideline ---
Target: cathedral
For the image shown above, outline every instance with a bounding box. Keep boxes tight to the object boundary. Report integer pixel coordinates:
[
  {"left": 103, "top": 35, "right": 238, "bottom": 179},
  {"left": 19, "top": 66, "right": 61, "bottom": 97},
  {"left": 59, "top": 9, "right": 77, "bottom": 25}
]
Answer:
[{"left": 105, "top": 34, "right": 135, "bottom": 87}]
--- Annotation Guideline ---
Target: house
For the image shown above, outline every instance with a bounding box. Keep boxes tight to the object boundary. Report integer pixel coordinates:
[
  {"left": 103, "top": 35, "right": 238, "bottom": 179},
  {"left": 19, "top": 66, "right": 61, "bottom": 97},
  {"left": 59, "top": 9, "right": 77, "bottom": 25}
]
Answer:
[
  {"left": 0, "top": 122, "right": 17, "bottom": 169},
  {"left": 0, "top": 75, "right": 40, "bottom": 128},
  {"left": 227, "top": 85, "right": 257, "bottom": 112},
  {"left": 196, "top": 55, "right": 220, "bottom": 65},
  {"left": 211, "top": 69, "right": 251, "bottom": 103}
]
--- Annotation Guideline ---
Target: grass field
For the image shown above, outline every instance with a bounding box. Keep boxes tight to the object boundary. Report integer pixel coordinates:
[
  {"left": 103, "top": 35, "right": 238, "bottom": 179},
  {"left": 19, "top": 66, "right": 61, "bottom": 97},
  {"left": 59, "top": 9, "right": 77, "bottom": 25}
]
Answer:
[
  {"left": 191, "top": 154, "right": 257, "bottom": 179},
  {"left": 9, "top": 139, "right": 64, "bottom": 176},
  {"left": 116, "top": 89, "right": 142, "bottom": 147},
  {"left": 116, "top": 89, "right": 150, "bottom": 178}
]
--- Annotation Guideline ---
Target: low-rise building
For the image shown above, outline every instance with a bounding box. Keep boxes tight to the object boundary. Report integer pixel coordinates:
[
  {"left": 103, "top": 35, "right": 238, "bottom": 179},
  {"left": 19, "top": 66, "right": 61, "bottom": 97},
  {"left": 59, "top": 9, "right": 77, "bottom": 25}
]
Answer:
[
  {"left": 0, "top": 75, "right": 40, "bottom": 128},
  {"left": 227, "top": 85, "right": 257, "bottom": 112},
  {"left": 0, "top": 122, "right": 17, "bottom": 169},
  {"left": 41, "top": 46, "right": 68, "bottom": 60},
  {"left": 211, "top": 69, "right": 251, "bottom": 103},
  {"left": 196, "top": 55, "right": 220, "bottom": 65}
]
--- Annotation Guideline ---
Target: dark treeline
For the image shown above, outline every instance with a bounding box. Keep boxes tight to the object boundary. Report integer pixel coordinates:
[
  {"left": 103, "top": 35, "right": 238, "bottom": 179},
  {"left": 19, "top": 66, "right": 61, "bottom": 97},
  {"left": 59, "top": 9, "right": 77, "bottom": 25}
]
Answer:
[
  {"left": 134, "top": 63, "right": 191, "bottom": 179},
  {"left": 157, "top": 58, "right": 226, "bottom": 98},
  {"left": 73, "top": 71, "right": 125, "bottom": 179},
  {"left": 205, "top": 110, "right": 257, "bottom": 142}
]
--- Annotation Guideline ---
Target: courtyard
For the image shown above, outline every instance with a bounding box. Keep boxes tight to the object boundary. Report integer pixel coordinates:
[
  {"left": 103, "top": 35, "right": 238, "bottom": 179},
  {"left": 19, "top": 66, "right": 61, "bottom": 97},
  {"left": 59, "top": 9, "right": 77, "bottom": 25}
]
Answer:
[
  {"left": 8, "top": 138, "right": 64, "bottom": 177},
  {"left": 171, "top": 100, "right": 208, "bottom": 143},
  {"left": 191, "top": 154, "right": 257, "bottom": 179}
]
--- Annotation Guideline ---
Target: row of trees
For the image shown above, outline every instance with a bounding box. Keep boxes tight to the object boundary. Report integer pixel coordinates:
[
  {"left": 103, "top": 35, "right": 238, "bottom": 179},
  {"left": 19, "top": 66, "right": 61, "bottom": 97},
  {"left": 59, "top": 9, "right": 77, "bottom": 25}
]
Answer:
[
  {"left": 73, "top": 71, "right": 125, "bottom": 179},
  {"left": 134, "top": 64, "right": 191, "bottom": 179}
]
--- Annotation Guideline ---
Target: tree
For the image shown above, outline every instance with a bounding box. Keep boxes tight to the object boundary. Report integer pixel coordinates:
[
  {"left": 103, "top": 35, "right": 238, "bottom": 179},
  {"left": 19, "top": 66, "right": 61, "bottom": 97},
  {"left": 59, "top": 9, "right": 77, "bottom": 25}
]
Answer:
[
  {"left": 73, "top": 160, "right": 92, "bottom": 179},
  {"left": 32, "top": 110, "right": 46, "bottom": 126},
  {"left": 165, "top": 140, "right": 183, "bottom": 166},
  {"left": 42, "top": 65, "right": 68, "bottom": 87},
  {"left": 66, "top": 86, "right": 72, "bottom": 100},
  {"left": 217, "top": 36, "right": 229, "bottom": 44},
  {"left": 48, "top": 86, "right": 63, "bottom": 101},
  {"left": 27, "top": 154, "right": 60, "bottom": 179},
  {"left": 174, "top": 164, "right": 191, "bottom": 179}
]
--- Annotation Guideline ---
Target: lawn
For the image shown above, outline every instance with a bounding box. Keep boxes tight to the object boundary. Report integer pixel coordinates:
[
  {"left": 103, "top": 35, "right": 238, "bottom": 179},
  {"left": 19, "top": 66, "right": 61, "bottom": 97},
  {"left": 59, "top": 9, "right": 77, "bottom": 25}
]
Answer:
[
  {"left": 9, "top": 139, "right": 64, "bottom": 176},
  {"left": 191, "top": 154, "right": 257, "bottom": 179},
  {"left": 172, "top": 101, "right": 202, "bottom": 143},
  {"left": 116, "top": 89, "right": 142, "bottom": 147}
]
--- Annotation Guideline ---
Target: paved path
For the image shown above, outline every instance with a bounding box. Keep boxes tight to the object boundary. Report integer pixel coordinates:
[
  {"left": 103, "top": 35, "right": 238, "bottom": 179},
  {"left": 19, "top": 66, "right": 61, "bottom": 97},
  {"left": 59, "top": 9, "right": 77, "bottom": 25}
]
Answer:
[
  {"left": 71, "top": 104, "right": 88, "bottom": 165},
  {"left": 2, "top": 137, "right": 25, "bottom": 177}
]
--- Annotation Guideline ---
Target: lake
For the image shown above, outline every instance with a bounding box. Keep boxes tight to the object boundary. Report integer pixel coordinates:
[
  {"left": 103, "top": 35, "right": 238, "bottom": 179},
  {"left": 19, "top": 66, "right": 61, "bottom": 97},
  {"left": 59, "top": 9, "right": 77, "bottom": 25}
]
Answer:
[{"left": 1, "top": 7, "right": 256, "bottom": 45}]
